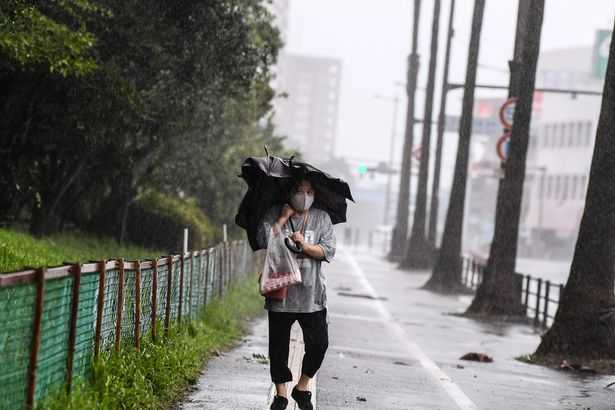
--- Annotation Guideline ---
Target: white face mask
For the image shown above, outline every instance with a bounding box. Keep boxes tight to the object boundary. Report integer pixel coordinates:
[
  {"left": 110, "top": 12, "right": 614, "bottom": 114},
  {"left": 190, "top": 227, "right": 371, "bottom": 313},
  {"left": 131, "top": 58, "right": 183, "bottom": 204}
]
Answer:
[{"left": 290, "top": 192, "right": 314, "bottom": 212}]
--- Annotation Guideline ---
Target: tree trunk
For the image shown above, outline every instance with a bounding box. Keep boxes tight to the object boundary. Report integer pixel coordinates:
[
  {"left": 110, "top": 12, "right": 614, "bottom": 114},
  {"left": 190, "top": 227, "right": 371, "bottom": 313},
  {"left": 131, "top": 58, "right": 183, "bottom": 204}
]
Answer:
[
  {"left": 389, "top": 0, "right": 421, "bottom": 262},
  {"left": 401, "top": 0, "right": 441, "bottom": 270},
  {"left": 425, "top": 0, "right": 485, "bottom": 293},
  {"left": 427, "top": 0, "right": 456, "bottom": 250},
  {"left": 535, "top": 26, "right": 615, "bottom": 359},
  {"left": 467, "top": 0, "right": 543, "bottom": 316}
]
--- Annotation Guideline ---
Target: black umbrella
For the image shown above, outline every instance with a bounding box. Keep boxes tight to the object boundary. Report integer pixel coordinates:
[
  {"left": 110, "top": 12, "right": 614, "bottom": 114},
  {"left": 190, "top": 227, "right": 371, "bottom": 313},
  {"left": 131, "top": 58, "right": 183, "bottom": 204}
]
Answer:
[{"left": 235, "top": 153, "right": 354, "bottom": 251}]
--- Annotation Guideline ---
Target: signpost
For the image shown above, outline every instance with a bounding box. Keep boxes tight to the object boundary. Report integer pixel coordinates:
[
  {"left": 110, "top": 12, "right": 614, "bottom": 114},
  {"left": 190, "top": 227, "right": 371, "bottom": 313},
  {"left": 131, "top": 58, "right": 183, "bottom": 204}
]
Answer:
[{"left": 498, "top": 97, "right": 517, "bottom": 129}]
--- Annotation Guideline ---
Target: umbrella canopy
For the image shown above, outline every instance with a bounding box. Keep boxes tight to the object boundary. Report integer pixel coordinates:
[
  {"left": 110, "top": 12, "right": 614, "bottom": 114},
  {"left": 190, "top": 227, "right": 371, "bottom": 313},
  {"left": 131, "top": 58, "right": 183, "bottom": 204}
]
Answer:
[{"left": 235, "top": 155, "right": 354, "bottom": 251}]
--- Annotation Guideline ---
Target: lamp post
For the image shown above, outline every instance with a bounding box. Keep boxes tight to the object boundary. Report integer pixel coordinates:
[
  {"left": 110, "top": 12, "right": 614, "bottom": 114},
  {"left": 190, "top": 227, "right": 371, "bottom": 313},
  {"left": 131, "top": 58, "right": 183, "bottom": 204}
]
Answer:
[{"left": 374, "top": 94, "right": 401, "bottom": 225}]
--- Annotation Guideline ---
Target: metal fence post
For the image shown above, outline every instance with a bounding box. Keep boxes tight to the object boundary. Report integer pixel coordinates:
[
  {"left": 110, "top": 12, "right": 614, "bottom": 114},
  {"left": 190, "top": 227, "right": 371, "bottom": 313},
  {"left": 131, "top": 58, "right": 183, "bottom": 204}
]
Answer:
[
  {"left": 204, "top": 250, "right": 211, "bottom": 306},
  {"left": 523, "top": 275, "right": 530, "bottom": 315},
  {"left": 26, "top": 267, "right": 45, "bottom": 409},
  {"left": 94, "top": 260, "right": 106, "bottom": 359},
  {"left": 135, "top": 261, "right": 141, "bottom": 351},
  {"left": 188, "top": 252, "right": 193, "bottom": 318},
  {"left": 151, "top": 258, "right": 158, "bottom": 342},
  {"left": 534, "top": 278, "right": 542, "bottom": 326},
  {"left": 164, "top": 256, "right": 172, "bottom": 337},
  {"left": 66, "top": 263, "right": 82, "bottom": 393},
  {"left": 218, "top": 247, "right": 223, "bottom": 297},
  {"left": 115, "top": 259, "right": 125, "bottom": 352},
  {"left": 178, "top": 254, "right": 184, "bottom": 323},
  {"left": 542, "top": 280, "right": 550, "bottom": 327}
]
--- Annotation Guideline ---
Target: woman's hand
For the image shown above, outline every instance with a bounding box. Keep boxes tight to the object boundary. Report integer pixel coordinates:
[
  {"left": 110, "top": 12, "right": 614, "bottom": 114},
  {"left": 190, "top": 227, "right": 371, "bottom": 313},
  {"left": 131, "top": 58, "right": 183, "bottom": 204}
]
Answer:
[
  {"left": 290, "top": 232, "right": 305, "bottom": 245},
  {"left": 280, "top": 204, "right": 295, "bottom": 220},
  {"left": 275, "top": 204, "right": 295, "bottom": 231}
]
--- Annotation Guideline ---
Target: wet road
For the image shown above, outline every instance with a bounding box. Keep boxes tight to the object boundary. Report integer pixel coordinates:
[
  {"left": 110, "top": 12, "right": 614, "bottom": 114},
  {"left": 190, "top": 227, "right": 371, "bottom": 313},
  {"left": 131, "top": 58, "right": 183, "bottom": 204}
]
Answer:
[
  {"left": 181, "top": 248, "right": 614, "bottom": 409},
  {"left": 319, "top": 248, "right": 613, "bottom": 409}
]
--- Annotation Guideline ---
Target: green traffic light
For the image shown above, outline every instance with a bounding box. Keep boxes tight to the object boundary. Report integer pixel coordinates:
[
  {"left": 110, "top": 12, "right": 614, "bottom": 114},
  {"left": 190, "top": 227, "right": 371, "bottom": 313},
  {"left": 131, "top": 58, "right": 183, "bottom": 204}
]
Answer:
[{"left": 358, "top": 164, "right": 368, "bottom": 175}]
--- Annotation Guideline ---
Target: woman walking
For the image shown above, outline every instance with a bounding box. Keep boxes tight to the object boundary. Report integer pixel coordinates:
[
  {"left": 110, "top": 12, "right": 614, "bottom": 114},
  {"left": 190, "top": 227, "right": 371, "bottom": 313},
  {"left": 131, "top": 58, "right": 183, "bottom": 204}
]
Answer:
[{"left": 257, "top": 177, "right": 336, "bottom": 410}]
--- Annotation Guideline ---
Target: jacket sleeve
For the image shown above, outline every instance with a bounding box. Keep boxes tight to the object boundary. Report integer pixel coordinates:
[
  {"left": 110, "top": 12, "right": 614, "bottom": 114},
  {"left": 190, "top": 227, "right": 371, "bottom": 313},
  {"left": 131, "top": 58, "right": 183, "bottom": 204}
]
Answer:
[
  {"left": 317, "top": 212, "right": 336, "bottom": 263},
  {"left": 256, "top": 207, "right": 279, "bottom": 249}
]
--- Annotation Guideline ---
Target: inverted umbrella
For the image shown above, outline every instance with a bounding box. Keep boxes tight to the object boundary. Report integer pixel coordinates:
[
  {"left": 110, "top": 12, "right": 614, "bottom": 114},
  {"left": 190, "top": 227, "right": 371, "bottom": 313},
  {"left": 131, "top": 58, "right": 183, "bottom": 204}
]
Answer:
[{"left": 235, "top": 153, "right": 354, "bottom": 251}]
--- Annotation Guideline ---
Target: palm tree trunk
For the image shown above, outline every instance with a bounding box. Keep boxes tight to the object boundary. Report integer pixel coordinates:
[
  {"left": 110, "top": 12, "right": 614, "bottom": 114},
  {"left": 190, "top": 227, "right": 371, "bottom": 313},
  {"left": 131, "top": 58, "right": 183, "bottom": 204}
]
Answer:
[
  {"left": 535, "top": 26, "right": 615, "bottom": 359},
  {"left": 389, "top": 0, "right": 421, "bottom": 262},
  {"left": 401, "top": 0, "right": 441, "bottom": 270},
  {"left": 467, "top": 0, "right": 543, "bottom": 316},
  {"left": 425, "top": 0, "right": 485, "bottom": 293}
]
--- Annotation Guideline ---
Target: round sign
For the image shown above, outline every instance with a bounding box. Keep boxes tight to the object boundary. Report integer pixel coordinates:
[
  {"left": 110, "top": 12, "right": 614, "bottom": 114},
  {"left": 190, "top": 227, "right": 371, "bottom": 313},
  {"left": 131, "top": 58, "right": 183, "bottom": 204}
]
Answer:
[
  {"left": 412, "top": 145, "right": 422, "bottom": 161},
  {"left": 499, "top": 97, "right": 517, "bottom": 129},
  {"left": 496, "top": 132, "right": 511, "bottom": 162}
]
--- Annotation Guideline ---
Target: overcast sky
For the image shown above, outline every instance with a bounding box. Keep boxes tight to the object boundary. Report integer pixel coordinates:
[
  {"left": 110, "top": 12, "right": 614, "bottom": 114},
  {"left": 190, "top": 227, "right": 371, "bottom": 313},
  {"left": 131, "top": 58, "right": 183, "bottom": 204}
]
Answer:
[{"left": 282, "top": 0, "right": 615, "bottom": 187}]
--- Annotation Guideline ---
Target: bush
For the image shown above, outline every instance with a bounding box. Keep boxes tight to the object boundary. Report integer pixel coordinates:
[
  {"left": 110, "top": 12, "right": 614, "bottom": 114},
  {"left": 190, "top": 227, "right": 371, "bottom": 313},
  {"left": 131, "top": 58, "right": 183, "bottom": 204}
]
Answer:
[{"left": 127, "top": 191, "right": 217, "bottom": 253}]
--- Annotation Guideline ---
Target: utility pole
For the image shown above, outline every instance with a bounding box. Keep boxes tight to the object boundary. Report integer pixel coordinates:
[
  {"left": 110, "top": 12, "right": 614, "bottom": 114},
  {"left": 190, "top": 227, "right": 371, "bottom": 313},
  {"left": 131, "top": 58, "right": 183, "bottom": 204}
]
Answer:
[
  {"left": 428, "top": 0, "right": 456, "bottom": 248},
  {"left": 402, "top": 0, "right": 441, "bottom": 269},
  {"left": 389, "top": 0, "right": 422, "bottom": 262},
  {"left": 425, "top": 0, "right": 485, "bottom": 292}
]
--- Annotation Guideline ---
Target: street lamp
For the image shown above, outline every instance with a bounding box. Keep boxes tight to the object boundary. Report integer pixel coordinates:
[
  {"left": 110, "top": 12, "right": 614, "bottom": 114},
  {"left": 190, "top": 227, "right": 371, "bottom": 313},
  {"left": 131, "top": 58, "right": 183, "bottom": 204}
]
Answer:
[{"left": 373, "top": 93, "right": 400, "bottom": 225}]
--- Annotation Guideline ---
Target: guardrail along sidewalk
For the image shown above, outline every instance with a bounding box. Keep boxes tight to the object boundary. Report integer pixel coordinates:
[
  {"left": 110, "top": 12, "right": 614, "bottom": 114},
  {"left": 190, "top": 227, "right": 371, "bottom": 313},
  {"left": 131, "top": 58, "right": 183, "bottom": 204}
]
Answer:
[
  {"left": 461, "top": 256, "right": 564, "bottom": 328},
  {"left": 0, "top": 240, "right": 259, "bottom": 410}
]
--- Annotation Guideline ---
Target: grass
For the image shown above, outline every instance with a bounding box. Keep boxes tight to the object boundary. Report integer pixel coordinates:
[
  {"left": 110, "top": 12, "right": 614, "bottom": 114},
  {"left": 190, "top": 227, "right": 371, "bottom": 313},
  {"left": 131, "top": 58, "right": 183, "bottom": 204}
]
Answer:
[
  {"left": 0, "top": 228, "right": 164, "bottom": 273},
  {"left": 40, "top": 276, "right": 264, "bottom": 410},
  {"left": 516, "top": 353, "right": 615, "bottom": 375}
]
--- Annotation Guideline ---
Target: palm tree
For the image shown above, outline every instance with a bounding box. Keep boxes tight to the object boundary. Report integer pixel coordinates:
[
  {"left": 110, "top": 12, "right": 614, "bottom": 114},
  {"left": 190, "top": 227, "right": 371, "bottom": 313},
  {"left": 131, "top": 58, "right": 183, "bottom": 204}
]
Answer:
[
  {"left": 401, "top": 0, "right": 441, "bottom": 270},
  {"left": 425, "top": 0, "right": 485, "bottom": 293},
  {"left": 535, "top": 26, "right": 615, "bottom": 359},
  {"left": 389, "top": 0, "right": 422, "bottom": 262},
  {"left": 466, "top": 0, "right": 543, "bottom": 315}
]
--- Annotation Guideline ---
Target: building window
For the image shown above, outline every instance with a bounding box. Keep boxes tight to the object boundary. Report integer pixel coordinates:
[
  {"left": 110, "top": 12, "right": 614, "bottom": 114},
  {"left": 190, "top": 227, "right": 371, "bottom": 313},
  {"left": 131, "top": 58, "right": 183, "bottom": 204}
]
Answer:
[
  {"left": 570, "top": 175, "right": 578, "bottom": 199},
  {"left": 562, "top": 175, "right": 569, "bottom": 200},
  {"left": 580, "top": 175, "right": 588, "bottom": 199},
  {"left": 585, "top": 121, "right": 593, "bottom": 146},
  {"left": 567, "top": 123, "right": 574, "bottom": 146},
  {"left": 554, "top": 175, "right": 562, "bottom": 199},
  {"left": 546, "top": 175, "right": 553, "bottom": 199},
  {"left": 576, "top": 122, "right": 583, "bottom": 146}
]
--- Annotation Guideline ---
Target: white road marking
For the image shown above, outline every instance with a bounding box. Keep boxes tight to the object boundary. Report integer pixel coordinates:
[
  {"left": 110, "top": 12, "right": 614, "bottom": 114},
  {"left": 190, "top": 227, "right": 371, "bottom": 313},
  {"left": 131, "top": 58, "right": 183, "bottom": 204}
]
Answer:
[
  {"left": 329, "top": 344, "right": 413, "bottom": 360},
  {"left": 342, "top": 249, "right": 480, "bottom": 410},
  {"left": 328, "top": 312, "right": 387, "bottom": 323}
]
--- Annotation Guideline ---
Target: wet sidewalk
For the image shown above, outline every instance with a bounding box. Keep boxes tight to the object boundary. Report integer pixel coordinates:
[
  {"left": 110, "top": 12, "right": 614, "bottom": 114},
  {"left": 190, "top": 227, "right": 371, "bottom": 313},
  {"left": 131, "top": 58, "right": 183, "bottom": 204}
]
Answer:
[{"left": 181, "top": 248, "right": 614, "bottom": 409}]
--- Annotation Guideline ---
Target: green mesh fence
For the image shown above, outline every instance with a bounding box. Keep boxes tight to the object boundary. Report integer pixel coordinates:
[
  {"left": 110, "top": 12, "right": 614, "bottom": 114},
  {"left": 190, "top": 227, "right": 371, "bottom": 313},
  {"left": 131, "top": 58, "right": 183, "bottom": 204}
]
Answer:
[
  {"left": 35, "top": 277, "right": 73, "bottom": 402},
  {"left": 0, "top": 241, "right": 256, "bottom": 410},
  {"left": 70, "top": 272, "right": 98, "bottom": 384},
  {"left": 0, "top": 283, "right": 36, "bottom": 409}
]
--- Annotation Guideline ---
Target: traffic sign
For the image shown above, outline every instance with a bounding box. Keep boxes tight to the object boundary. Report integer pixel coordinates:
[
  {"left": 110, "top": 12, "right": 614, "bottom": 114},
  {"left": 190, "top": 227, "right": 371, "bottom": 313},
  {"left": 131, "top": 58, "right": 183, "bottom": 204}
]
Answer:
[
  {"left": 499, "top": 97, "right": 517, "bottom": 129},
  {"left": 496, "top": 132, "right": 511, "bottom": 162},
  {"left": 412, "top": 146, "right": 422, "bottom": 161},
  {"left": 593, "top": 30, "right": 612, "bottom": 79}
]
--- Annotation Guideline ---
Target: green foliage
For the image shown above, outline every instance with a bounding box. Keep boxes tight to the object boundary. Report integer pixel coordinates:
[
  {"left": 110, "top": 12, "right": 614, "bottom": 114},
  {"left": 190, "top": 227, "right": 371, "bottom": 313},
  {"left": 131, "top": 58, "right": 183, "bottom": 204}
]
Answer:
[
  {"left": 128, "top": 190, "right": 217, "bottom": 252},
  {"left": 40, "top": 277, "right": 263, "bottom": 410},
  {"left": 0, "top": 0, "right": 285, "bottom": 241},
  {"left": 0, "top": 0, "right": 105, "bottom": 75},
  {"left": 0, "top": 228, "right": 162, "bottom": 273}
]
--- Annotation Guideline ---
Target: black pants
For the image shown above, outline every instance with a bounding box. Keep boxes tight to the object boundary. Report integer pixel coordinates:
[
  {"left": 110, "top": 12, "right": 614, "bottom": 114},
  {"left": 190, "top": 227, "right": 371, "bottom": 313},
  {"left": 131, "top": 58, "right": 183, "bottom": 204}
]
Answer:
[{"left": 268, "top": 309, "right": 329, "bottom": 384}]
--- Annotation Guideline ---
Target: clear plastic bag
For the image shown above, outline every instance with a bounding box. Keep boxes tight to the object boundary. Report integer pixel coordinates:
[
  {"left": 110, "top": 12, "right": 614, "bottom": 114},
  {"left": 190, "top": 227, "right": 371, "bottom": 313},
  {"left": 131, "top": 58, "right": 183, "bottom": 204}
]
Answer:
[{"left": 260, "top": 227, "right": 302, "bottom": 299}]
